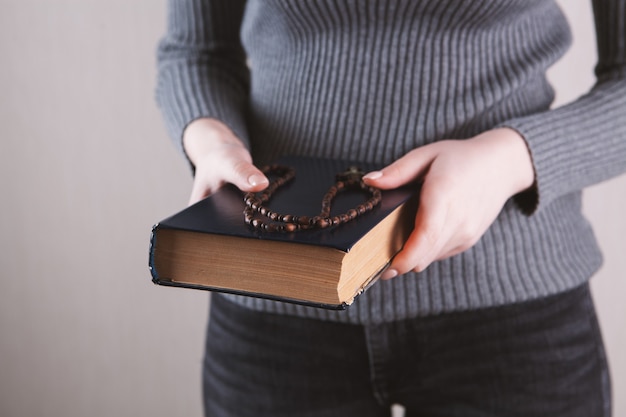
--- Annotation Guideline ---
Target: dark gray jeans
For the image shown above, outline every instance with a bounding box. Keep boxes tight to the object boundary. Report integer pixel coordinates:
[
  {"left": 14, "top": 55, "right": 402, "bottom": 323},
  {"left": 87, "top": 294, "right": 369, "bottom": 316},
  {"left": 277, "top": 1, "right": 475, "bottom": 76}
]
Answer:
[{"left": 203, "top": 284, "right": 611, "bottom": 417}]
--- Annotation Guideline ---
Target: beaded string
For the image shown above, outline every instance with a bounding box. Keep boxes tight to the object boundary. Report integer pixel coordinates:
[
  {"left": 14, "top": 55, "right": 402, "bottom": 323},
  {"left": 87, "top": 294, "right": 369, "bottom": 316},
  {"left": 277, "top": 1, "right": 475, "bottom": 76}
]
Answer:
[{"left": 243, "top": 165, "right": 382, "bottom": 232}]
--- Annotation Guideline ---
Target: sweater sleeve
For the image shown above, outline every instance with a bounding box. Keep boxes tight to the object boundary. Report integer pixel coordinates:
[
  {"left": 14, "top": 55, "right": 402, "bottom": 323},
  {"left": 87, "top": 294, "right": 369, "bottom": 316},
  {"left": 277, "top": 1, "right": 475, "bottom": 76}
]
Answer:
[
  {"left": 155, "top": 0, "right": 250, "bottom": 156},
  {"left": 501, "top": 0, "right": 626, "bottom": 215}
]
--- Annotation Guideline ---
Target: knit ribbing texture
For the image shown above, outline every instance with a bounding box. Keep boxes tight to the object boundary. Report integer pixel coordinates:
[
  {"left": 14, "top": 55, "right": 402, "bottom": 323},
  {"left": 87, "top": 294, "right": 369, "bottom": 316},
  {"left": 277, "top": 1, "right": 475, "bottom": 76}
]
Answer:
[{"left": 156, "top": 0, "right": 626, "bottom": 324}]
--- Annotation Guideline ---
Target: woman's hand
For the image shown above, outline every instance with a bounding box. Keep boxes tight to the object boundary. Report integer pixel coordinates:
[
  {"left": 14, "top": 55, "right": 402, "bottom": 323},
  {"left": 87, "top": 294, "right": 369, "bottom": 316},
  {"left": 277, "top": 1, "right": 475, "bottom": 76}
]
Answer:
[
  {"left": 183, "top": 118, "right": 268, "bottom": 205},
  {"left": 362, "top": 128, "right": 535, "bottom": 279}
]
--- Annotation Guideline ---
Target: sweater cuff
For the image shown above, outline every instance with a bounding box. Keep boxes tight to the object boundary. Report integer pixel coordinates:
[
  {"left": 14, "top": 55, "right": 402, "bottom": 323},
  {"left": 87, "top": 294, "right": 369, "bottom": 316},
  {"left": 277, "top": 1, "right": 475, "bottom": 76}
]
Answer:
[{"left": 500, "top": 77, "right": 626, "bottom": 215}]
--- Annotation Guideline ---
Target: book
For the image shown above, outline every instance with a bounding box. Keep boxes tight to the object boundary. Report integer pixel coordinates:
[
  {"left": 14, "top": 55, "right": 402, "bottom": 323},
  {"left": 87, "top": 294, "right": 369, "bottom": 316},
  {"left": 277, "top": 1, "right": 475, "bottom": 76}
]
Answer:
[{"left": 149, "top": 156, "right": 419, "bottom": 309}]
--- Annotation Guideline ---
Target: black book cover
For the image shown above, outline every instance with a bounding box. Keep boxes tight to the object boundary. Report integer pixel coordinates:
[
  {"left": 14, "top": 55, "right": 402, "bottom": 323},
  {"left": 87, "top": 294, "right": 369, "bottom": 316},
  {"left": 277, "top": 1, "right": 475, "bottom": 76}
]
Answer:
[{"left": 149, "top": 155, "right": 417, "bottom": 309}]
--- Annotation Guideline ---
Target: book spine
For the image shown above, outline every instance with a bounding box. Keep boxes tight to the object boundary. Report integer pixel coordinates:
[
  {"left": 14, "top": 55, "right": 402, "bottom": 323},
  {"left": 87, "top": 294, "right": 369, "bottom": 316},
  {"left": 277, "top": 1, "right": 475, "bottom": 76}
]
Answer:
[{"left": 148, "top": 223, "right": 161, "bottom": 285}]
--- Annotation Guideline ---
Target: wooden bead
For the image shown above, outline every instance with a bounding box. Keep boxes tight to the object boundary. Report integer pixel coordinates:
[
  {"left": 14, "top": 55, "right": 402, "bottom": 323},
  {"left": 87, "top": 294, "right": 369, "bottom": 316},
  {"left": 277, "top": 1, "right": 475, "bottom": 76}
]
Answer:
[
  {"left": 243, "top": 164, "right": 381, "bottom": 233},
  {"left": 315, "top": 217, "right": 330, "bottom": 228}
]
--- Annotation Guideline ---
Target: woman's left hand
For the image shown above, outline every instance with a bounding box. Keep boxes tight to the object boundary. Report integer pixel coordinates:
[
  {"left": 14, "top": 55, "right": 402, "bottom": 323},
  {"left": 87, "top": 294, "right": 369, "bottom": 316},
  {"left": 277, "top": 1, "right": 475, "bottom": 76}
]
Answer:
[{"left": 362, "top": 128, "right": 535, "bottom": 279}]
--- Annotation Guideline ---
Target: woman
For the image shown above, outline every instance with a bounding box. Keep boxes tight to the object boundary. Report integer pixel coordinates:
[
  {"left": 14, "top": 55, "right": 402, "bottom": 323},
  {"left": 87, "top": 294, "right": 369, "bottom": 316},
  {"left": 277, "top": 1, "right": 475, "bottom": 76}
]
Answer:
[{"left": 156, "top": 1, "right": 625, "bottom": 415}]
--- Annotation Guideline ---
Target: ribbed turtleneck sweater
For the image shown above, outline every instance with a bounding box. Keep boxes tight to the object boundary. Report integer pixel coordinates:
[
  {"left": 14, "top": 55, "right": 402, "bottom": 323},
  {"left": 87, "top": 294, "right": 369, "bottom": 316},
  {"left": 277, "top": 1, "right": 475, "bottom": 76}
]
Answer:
[{"left": 156, "top": 0, "right": 626, "bottom": 324}]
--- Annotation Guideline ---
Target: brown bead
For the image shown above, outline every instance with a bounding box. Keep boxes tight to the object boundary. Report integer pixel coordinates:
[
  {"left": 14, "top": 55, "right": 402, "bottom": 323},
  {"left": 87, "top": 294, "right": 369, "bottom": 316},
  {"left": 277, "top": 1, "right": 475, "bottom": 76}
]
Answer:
[
  {"left": 315, "top": 217, "right": 330, "bottom": 228},
  {"left": 243, "top": 164, "right": 381, "bottom": 232}
]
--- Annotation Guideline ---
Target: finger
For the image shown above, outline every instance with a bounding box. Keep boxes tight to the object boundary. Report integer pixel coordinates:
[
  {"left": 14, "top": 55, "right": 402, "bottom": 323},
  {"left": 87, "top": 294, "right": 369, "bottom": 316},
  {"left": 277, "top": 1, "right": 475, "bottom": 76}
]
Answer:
[
  {"left": 381, "top": 232, "right": 438, "bottom": 280},
  {"left": 223, "top": 159, "right": 269, "bottom": 193},
  {"left": 380, "top": 181, "right": 450, "bottom": 279},
  {"left": 433, "top": 223, "right": 484, "bottom": 262},
  {"left": 362, "top": 146, "right": 436, "bottom": 189},
  {"left": 397, "top": 205, "right": 448, "bottom": 273},
  {"left": 188, "top": 177, "right": 220, "bottom": 206}
]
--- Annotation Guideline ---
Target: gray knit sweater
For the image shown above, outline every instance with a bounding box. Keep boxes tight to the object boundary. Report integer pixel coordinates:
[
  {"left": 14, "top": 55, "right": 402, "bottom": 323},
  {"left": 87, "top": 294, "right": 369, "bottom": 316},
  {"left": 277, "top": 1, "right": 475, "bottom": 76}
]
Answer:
[{"left": 156, "top": 0, "right": 626, "bottom": 324}]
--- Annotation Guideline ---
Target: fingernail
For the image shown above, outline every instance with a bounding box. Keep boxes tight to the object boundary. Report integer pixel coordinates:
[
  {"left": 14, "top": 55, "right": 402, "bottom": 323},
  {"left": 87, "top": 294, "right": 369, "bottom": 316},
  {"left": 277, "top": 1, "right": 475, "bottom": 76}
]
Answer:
[
  {"left": 381, "top": 268, "right": 398, "bottom": 280},
  {"left": 248, "top": 174, "right": 268, "bottom": 187},
  {"left": 363, "top": 171, "right": 383, "bottom": 180}
]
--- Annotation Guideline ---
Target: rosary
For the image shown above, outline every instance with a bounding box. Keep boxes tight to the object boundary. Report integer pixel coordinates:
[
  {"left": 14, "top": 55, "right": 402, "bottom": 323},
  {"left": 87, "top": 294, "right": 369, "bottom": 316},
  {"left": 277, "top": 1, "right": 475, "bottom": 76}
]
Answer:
[{"left": 243, "top": 165, "right": 382, "bottom": 232}]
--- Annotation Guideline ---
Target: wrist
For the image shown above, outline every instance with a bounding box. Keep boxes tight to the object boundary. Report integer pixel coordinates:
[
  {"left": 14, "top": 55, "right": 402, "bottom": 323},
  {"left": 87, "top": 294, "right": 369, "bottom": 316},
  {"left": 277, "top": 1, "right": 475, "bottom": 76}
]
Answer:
[
  {"left": 499, "top": 128, "right": 535, "bottom": 194},
  {"left": 183, "top": 118, "right": 247, "bottom": 166},
  {"left": 475, "top": 128, "right": 535, "bottom": 196}
]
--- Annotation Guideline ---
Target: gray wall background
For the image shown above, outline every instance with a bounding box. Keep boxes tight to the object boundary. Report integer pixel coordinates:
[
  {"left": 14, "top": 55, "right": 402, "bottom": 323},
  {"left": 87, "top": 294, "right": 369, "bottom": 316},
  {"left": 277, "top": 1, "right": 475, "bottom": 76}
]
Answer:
[{"left": 1, "top": 1, "right": 624, "bottom": 416}]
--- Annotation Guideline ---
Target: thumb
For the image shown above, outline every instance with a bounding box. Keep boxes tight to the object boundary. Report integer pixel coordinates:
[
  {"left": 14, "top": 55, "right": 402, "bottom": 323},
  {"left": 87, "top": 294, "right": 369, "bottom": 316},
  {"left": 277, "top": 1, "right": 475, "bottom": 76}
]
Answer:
[
  {"left": 362, "top": 146, "right": 436, "bottom": 189},
  {"left": 187, "top": 154, "right": 269, "bottom": 206},
  {"left": 223, "top": 160, "right": 269, "bottom": 193}
]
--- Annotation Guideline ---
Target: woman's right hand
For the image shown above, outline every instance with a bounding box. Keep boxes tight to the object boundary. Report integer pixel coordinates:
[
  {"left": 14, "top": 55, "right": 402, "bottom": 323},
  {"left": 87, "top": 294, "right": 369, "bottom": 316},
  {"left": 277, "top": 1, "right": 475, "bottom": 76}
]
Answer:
[{"left": 183, "top": 118, "right": 269, "bottom": 205}]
